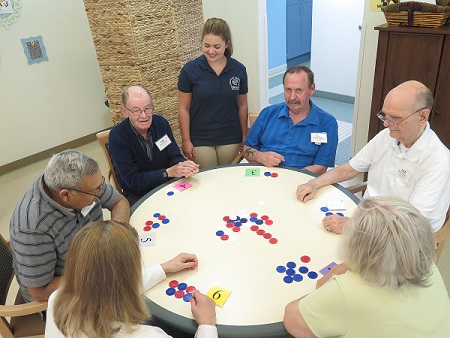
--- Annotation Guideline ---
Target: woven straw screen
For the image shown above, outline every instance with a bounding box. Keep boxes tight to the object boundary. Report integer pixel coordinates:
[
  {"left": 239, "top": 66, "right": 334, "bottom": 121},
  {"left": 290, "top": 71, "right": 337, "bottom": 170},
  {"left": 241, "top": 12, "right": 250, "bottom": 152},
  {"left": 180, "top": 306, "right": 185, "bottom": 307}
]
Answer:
[{"left": 83, "top": 0, "right": 203, "bottom": 145}]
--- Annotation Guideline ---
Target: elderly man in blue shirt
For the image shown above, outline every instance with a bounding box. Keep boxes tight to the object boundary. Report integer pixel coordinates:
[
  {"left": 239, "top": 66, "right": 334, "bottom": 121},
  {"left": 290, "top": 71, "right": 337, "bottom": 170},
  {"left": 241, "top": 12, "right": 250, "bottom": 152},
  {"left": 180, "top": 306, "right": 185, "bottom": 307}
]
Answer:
[{"left": 243, "top": 65, "right": 338, "bottom": 175}]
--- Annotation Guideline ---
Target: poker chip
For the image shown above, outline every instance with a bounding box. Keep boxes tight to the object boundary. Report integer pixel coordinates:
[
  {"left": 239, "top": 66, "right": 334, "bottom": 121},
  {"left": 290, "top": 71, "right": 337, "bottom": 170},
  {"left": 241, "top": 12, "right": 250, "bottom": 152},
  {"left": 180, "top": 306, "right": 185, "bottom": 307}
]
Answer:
[
  {"left": 293, "top": 274, "right": 303, "bottom": 282},
  {"left": 232, "top": 226, "right": 241, "bottom": 232},
  {"left": 250, "top": 225, "right": 259, "bottom": 231},
  {"left": 145, "top": 221, "right": 153, "bottom": 226},
  {"left": 256, "top": 229, "right": 265, "bottom": 236},
  {"left": 153, "top": 213, "right": 161, "bottom": 217},
  {"left": 299, "top": 266, "right": 309, "bottom": 274},
  {"left": 152, "top": 223, "right": 160, "bottom": 229},
  {"left": 263, "top": 233, "right": 272, "bottom": 239},
  {"left": 269, "top": 238, "right": 278, "bottom": 244},
  {"left": 308, "top": 271, "right": 318, "bottom": 279},
  {"left": 271, "top": 173, "right": 278, "bottom": 177},
  {"left": 286, "top": 268, "right": 296, "bottom": 276},
  {"left": 178, "top": 282, "right": 187, "bottom": 290},
  {"left": 220, "top": 234, "right": 229, "bottom": 241},
  {"left": 264, "top": 172, "right": 271, "bottom": 177},
  {"left": 286, "top": 261, "right": 296, "bottom": 269},
  {"left": 216, "top": 230, "right": 224, "bottom": 236},
  {"left": 276, "top": 265, "right": 286, "bottom": 273},
  {"left": 166, "top": 288, "right": 176, "bottom": 296},
  {"left": 265, "top": 219, "right": 273, "bottom": 225},
  {"left": 162, "top": 218, "right": 170, "bottom": 224},
  {"left": 186, "top": 286, "right": 196, "bottom": 293},
  {"left": 169, "top": 280, "right": 179, "bottom": 288},
  {"left": 174, "top": 290, "right": 185, "bottom": 298},
  {"left": 167, "top": 191, "right": 174, "bottom": 196},
  {"left": 300, "top": 255, "right": 311, "bottom": 263},
  {"left": 325, "top": 212, "right": 333, "bottom": 216},
  {"left": 183, "top": 293, "right": 193, "bottom": 302},
  {"left": 283, "top": 275, "right": 294, "bottom": 283}
]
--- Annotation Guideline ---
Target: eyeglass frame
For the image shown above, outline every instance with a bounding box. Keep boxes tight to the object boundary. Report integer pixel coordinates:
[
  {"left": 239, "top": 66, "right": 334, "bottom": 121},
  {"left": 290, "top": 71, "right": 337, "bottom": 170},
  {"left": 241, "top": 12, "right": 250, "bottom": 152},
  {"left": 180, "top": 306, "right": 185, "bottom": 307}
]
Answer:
[
  {"left": 124, "top": 105, "right": 154, "bottom": 116},
  {"left": 376, "top": 107, "right": 428, "bottom": 127},
  {"left": 66, "top": 176, "right": 105, "bottom": 198}
]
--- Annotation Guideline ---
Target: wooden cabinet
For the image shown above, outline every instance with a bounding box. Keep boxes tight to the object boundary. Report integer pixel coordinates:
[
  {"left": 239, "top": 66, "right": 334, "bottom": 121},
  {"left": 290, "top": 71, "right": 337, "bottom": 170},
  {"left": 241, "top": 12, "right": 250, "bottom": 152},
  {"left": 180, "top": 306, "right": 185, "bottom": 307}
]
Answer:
[{"left": 369, "top": 24, "right": 450, "bottom": 148}]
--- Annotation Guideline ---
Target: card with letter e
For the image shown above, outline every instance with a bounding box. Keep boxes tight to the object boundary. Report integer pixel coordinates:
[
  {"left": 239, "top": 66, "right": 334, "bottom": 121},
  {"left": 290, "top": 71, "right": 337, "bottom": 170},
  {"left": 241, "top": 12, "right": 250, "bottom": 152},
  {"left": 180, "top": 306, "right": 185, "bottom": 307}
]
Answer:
[{"left": 206, "top": 286, "right": 232, "bottom": 307}]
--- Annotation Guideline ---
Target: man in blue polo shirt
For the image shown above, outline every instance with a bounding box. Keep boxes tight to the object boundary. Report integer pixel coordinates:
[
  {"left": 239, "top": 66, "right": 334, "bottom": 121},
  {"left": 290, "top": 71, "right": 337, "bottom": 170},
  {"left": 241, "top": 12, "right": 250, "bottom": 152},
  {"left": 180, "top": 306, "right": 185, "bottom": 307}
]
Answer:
[{"left": 243, "top": 65, "right": 338, "bottom": 175}]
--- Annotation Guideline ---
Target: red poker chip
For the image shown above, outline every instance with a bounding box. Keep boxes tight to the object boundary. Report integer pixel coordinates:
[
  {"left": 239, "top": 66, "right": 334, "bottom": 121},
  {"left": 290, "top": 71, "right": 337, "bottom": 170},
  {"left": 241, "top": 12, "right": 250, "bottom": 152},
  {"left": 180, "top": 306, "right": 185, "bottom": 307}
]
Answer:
[
  {"left": 169, "top": 280, "right": 179, "bottom": 288},
  {"left": 221, "top": 234, "right": 229, "bottom": 241},
  {"left": 263, "top": 233, "right": 272, "bottom": 239},
  {"left": 232, "top": 227, "right": 241, "bottom": 232},
  {"left": 226, "top": 222, "right": 234, "bottom": 228},
  {"left": 143, "top": 225, "right": 151, "bottom": 231},
  {"left": 261, "top": 215, "right": 269, "bottom": 220},
  {"left": 269, "top": 238, "right": 278, "bottom": 244},
  {"left": 271, "top": 172, "right": 278, "bottom": 177},
  {"left": 301, "top": 255, "right": 311, "bottom": 263},
  {"left": 250, "top": 212, "right": 258, "bottom": 217},
  {"left": 158, "top": 215, "right": 166, "bottom": 220},
  {"left": 186, "top": 286, "right": 196, "bottom": 293},
  {"left": 256, "top": 229, "right": 266, "bottom": 236},
  {"left": 223, "top": 216, "right": 230, "bottom": 221},
  {"left": 174, "top": 290, "right": 185, "bottom": 298},
  {"left": 250, "top": 225, "right": 259, "bottom": 231},
  {"left": 265, "top": 220, "right": 273, "bottom": 225},
  {"left": 145, "top": 220, "right": 153, "bottom": 225}
]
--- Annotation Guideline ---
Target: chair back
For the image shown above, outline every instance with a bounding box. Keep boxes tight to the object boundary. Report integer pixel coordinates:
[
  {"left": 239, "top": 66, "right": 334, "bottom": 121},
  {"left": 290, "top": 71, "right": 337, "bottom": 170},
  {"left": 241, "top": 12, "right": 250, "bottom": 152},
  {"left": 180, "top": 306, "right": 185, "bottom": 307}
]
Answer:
[
  {"left": 96, "top": 130, "right": 122, "bottom": 192},
  {"left": 0, "top": 234, "right": 14, "bottom": 306},
  {"left": 436, "top": 207, "right": 450, "bottom": 262}
]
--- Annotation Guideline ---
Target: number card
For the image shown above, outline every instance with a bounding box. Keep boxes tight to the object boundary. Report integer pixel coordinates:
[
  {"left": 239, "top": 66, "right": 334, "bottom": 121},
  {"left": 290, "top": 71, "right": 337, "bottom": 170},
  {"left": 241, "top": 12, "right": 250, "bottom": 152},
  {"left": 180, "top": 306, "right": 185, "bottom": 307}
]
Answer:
[
  {"left": 206, "top": 286, "right": 232, "bottom": 307},
  {"left": 139, "top": 233, "right": 155, "bottom": 247},
  {"left": 173, "top": 181, "right": 193, "bottom": 192},
  {"left": 245, "top": 168, "right": 260, "bottom": 177}
]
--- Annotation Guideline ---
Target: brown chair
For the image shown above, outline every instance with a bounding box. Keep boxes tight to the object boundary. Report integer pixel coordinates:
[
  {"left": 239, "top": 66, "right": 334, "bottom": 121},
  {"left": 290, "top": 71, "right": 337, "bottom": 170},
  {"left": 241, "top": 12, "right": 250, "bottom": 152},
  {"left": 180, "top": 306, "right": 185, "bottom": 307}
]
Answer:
[
  {"left": 96, "top": 130, "right": 122, "bottom": 192},
  {"left": 0, "top": 234, "right": 47, "bottom": 338},
  {"left": 231, "top": 112, "right": 260, "bottom": 164}
]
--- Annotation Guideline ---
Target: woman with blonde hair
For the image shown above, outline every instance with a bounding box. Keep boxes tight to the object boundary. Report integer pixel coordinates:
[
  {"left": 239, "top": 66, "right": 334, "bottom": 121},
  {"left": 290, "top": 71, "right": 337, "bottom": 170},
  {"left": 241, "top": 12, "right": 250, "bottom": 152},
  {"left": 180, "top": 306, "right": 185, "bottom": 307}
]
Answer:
[
  {"left": 178, "top": 17, "right": 248, "bottom": 169},
  {"left": 45, "top": 221, "right": 217, "bottom": 337},
  {"left": 284, "top": 197, "right": 450, "bottom": 337}
]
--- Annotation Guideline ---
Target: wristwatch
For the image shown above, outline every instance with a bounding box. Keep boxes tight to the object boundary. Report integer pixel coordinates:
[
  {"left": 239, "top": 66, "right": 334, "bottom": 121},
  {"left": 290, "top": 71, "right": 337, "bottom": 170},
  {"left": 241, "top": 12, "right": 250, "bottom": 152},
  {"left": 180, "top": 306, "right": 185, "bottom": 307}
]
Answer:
[{"left": 162, "top": 169, "right": 168, "bottom": 179}]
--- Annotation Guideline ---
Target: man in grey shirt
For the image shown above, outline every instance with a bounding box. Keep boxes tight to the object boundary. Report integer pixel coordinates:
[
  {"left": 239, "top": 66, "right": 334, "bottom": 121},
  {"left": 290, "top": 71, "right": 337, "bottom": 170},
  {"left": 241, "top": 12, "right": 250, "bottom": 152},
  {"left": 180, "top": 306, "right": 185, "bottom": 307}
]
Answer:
[{"left": 9, "top": 149, "right": 130, "bottom": 302}]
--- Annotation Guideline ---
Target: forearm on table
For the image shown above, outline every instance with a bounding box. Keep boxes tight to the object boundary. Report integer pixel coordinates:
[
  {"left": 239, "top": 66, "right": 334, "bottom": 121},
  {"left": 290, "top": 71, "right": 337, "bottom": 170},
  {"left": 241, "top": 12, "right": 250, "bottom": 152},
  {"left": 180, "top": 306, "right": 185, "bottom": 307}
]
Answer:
[
  {"left": 312, "top": 163, "right": 358, "bottom": 188},
  {"left": 242, "top": 145, "right": 261, "bottom": 163},
  {"left": 109, "top": 194, "right": 130, "bottom": 222}
]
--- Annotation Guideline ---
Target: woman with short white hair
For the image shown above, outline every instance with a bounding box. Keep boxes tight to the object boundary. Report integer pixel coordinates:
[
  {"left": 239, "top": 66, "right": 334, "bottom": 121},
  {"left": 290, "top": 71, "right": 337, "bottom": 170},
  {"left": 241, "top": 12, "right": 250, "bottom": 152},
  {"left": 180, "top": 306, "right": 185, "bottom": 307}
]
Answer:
[{"left": 284, "top": 196, "right": 450, "bottom": 337}]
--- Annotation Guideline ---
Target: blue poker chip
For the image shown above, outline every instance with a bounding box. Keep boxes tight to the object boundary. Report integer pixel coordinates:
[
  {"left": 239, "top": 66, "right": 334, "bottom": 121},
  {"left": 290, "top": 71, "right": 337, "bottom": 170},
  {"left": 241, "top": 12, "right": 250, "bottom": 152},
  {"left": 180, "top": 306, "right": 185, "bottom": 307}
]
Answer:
[
  {"left": 325, "top": 212, "right": 333, "bottom": 216},
  {"left": 167, "top": 191, "right": 174, "bottom": 196},
  {"left": 299, "top": 266, "right": 309, "bottom": 274},
  {"left": 234, "top": 221, "right": 242, "bottom": 227},
  {"left": 250, "top": 217, "right": 258, "bottom": 222},
  {"left": 255, "top": 219, "right": 263, "bottom": 225},
  {"left": 336, "top": 212, "right": 344, "bottom": 217},
  {"left": 308, "top": 271, "right": 318, "bottom": 279},
  {"left": 162, "top": 218, "right": 170, "bottom": 224},
  {"left": 178, "top": 282, "right": 187, "bottom": 290},
  {"left": 320, "top": 207, "right": 329, "bottom": 212},
  {"left": 216, "top": 230, "right": 224, "bottom": 236},
  {"left": 293, "top": 274, "right": 303, "bottom": 282},
  {"left": 152, "top": 223, "right": 160, "bottom": 228},
  {"left": 153, "top": 213, "right": 161, "bottom": 217},
  {"left": 183, "top": 293, "right": 193, "bottom": 302},
  {"left": 264, "top": 171, "right": 271, "bottom": 176},
  {"left": 283, "top": 275, "right": 294, "bottom": 283},
  {"left": 286, "top": 268, "right": 296, "bottom": 276},
  {"left": 166, "top": 288, "right": 176, "bottom": 296},
  {"left": 286, "top": 261, "right": 296, "bottom": 269},
  {"left": 276, "top": 265, "right": 286, "bottom": 273},
  {"left": 240, "top": 218, "right": 248, "bottom": 223}
]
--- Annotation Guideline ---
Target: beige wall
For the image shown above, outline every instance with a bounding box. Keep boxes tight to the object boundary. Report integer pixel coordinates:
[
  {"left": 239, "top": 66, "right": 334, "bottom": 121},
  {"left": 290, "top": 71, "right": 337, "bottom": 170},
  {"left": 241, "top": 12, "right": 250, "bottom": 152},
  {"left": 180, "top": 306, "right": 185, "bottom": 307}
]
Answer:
[{"left": 0, "top": 0, "right": 112, "bottom": 166}]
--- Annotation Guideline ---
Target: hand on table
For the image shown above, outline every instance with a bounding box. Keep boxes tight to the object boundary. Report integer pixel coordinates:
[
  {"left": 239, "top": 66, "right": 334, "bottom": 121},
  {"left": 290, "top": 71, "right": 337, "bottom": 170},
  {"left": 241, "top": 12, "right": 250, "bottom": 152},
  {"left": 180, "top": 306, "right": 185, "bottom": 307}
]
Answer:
[
  {"left": 296, "top": 180, "right": 318, "bottom": 202},
  {"left": 161, "top": 252, "right": 198, "bottom": 273},
  {"left": 167, "top": 161, "right": 199, "bottom": 178},
  {"left": 182, "top": 141, "right": 195, "bottom": 161},
  {"left": 316, "top": 263, "right": 350, "bottom": 289},
  {"left": 190, "top": 290, "right": 216, "bottom": 326},
  {"left": 322, "top": 214, "right": 350, "bottom": 234},
  {"left": 258, "top": 151, "right": 285, "bottom": 167}
]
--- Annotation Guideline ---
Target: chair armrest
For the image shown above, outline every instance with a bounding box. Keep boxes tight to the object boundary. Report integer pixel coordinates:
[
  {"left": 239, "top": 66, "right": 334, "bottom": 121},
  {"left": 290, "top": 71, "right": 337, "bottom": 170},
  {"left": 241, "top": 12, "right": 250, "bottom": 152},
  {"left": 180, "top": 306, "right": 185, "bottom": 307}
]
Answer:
[
  {"left": 345, "top": 182, "right": 367, "bottom": 194},
  {"left": 0, "top": 301, "right": 47, "bottom": 317},
  {"left": 231, "top": 152, "right": 244, "bottom": 164}
]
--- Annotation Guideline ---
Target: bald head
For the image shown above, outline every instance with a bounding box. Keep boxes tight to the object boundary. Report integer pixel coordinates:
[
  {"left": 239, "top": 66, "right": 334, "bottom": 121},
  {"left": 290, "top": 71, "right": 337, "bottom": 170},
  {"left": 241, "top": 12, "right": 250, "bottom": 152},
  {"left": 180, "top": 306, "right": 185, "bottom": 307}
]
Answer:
[
  {"left": 385, "top": 80, "right": 433, "bottom": 112},
  {"left": 121, "top": 85, "right": 152, "bottom": 107}
]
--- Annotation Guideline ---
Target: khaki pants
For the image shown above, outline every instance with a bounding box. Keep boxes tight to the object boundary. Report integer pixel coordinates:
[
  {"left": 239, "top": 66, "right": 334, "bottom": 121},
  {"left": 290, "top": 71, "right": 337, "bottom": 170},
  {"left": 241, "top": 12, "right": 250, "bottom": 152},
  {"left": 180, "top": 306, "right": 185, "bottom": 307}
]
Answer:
[{"left": 194, "top": 143, "right": 241, "bottom": 169}]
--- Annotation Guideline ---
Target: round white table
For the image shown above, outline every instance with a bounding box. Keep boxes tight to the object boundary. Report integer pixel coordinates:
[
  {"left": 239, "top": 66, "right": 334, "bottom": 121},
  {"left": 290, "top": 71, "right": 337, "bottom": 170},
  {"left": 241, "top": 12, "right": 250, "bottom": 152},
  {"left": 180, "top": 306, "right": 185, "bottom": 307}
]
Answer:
[{"left": 130, "top": 164, "right": 359, "bottom": 338}]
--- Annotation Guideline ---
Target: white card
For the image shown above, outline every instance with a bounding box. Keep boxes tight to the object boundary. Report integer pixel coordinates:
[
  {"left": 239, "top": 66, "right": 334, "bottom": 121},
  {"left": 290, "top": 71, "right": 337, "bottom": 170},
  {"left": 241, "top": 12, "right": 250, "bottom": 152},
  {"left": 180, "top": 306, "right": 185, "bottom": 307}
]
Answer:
[
  {"left": 155, "top": 134, "right": 172, "bottom": 151},
  {"left": 326, "top": 200, "right": 346, "bottom": 211},
  {"left": 311, "top": 132, "right": 328, "bottom": 144},
  {"left": 139, "top": 233, "right": 155, "bottom": 247}
]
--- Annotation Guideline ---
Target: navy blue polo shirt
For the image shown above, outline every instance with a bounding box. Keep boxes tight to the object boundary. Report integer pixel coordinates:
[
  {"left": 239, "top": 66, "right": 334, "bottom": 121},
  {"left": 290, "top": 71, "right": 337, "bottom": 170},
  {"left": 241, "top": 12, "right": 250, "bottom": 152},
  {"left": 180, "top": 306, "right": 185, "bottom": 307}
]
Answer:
[{"left": 178, "top": 55, "right": 248, "bottom": 146}]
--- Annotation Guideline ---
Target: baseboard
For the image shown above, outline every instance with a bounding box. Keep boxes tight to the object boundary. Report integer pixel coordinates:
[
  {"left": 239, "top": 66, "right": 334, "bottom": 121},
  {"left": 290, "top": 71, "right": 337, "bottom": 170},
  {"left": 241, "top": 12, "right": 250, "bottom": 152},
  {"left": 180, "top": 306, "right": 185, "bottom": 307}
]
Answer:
[
  {"left": 0, "top": 133, "right": 99, "bottom": 176},
  {"left": 268, "top": 64, "right": 287, "bottom": 77},
  {"left": 313, "top": 90, "right": 355, "bottom": 104}
]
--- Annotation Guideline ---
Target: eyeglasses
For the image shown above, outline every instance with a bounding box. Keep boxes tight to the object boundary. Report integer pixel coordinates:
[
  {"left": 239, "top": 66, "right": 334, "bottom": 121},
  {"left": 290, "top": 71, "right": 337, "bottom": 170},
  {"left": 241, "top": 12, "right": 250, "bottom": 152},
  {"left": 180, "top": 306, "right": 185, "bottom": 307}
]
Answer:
[
  {"left": 67, "top": 176, "right": 105, "bottom": 198},
  {"left": 125, "top": 105, "right": 154, "bottom": 116},
  {"left": 377, "top": 107, "right": 427, "bottom": 127}
]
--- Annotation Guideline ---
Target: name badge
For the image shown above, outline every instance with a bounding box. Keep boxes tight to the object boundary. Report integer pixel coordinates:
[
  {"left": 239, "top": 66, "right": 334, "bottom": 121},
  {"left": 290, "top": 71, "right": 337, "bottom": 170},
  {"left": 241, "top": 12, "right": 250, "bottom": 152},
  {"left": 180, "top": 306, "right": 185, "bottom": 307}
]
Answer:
[
  {"left": 311, "top": 132, "right": 327, "bottom": 145},
  {"left": 155, "top": 134, "right": 172, "bottom": 151}
]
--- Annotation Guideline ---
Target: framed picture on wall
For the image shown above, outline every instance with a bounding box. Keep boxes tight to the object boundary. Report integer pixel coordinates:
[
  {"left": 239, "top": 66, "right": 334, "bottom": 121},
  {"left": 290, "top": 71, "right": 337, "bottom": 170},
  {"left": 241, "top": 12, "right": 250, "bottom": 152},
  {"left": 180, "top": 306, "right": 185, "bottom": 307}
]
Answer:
[{"left": 0, "top": 0, "right": 21, "bottom": 29}]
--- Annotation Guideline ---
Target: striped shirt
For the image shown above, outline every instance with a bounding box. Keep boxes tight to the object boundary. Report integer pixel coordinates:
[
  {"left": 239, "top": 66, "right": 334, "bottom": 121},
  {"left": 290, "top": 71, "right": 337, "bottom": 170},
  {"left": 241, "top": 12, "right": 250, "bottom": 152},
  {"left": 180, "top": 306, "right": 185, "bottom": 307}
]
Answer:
[{"left": 9, "top": 173, "right": 119, "bottom": 302}]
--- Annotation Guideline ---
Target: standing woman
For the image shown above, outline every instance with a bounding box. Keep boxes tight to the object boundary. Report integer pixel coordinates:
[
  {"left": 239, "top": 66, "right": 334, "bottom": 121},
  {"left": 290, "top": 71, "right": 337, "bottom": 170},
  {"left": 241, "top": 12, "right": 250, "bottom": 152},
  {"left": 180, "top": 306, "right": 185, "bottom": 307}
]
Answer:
[{"left": 178, "top": 17, "right": 249, "bottom": 169}]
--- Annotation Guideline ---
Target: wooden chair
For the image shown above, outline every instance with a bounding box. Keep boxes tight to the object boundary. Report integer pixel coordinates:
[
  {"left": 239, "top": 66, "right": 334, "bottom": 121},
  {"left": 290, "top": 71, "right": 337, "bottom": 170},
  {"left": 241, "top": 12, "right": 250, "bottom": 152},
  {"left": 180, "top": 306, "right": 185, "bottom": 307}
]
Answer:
[
  {"left": 0, "top": 234, "right": 47, "bottom": 338},
  {"left": 231, "top": 112, "right": 259, "bottom": 164},
  {"left": 346, "top": 182, "right": 450, "bottom": 262},
  {"left": 96, "top": 130, "right": 122, "bottom": 192}
]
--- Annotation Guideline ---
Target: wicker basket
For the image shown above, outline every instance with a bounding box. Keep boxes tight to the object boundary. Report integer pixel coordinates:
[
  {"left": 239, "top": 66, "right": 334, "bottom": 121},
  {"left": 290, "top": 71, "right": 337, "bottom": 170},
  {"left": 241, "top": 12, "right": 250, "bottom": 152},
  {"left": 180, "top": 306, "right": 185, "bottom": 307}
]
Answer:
[{"left": 382, "top": 1, "right": 450, "bottom": 28}]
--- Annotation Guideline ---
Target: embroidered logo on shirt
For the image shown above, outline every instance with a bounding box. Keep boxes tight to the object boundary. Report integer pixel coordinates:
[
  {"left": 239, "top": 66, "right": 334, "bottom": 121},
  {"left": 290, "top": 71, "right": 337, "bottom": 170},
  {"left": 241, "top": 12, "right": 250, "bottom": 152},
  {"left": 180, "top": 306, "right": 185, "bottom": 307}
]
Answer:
[{"left": 229, "top": 77, "right": 240, "bottom": 90}]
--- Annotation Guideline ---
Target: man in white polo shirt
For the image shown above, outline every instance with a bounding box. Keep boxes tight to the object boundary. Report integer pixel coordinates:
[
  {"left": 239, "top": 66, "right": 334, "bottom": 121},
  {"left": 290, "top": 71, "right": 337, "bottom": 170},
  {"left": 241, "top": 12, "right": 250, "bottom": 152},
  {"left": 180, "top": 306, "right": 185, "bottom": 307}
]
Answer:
[{"left": 296, "top": 80, "right": 450, "bottom": 233}]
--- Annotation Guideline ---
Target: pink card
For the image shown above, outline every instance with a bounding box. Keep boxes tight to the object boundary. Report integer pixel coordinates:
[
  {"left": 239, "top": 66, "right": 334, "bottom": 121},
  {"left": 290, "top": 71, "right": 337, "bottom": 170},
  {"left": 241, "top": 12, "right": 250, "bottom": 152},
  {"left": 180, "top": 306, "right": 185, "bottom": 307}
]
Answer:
[{"left": 173, "top": 181, "right": 192, "bottom": 192}]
